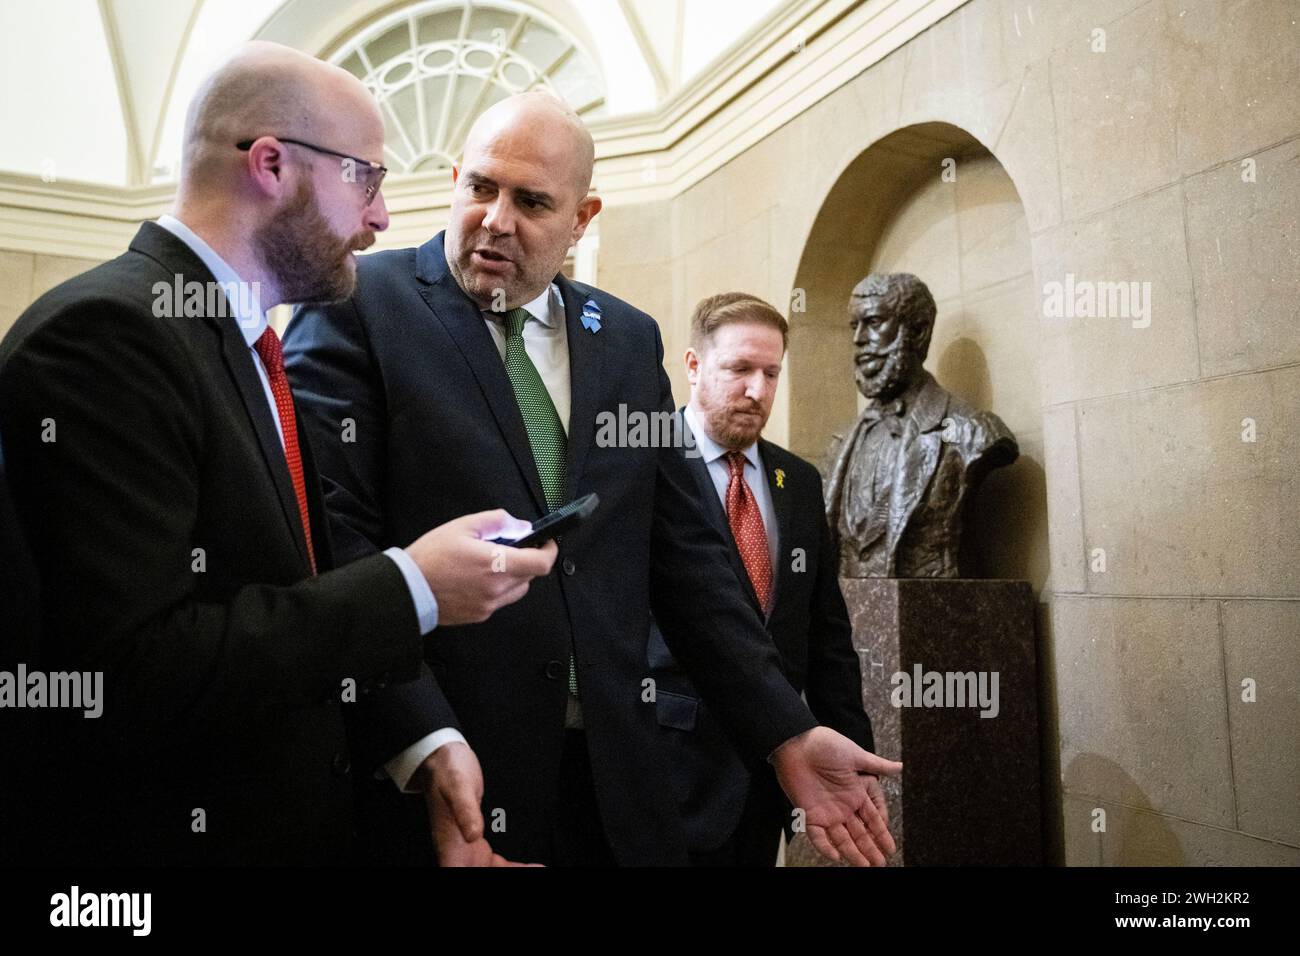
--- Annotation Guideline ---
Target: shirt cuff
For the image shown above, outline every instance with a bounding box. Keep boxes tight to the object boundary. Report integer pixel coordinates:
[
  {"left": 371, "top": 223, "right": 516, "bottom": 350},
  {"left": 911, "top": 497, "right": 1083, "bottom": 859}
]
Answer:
[
  {"left": 384, "top": 546, "right": 438, "bottom": 635},
  {"left": 384, "top": 728, "right": 469, "bottom": 793}
]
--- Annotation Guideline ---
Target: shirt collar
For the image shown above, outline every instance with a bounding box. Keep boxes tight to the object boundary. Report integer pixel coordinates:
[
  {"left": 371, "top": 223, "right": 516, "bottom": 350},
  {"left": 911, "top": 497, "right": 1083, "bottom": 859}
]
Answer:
[
  {"left": 156, "top": 214, "right": 268, "bottom": 347},
  {"left": 483, "top": 283, "right": 560, "bottom": 329},
  {"left": 684, "top": 404, "right": 760, "bottom": 470}
]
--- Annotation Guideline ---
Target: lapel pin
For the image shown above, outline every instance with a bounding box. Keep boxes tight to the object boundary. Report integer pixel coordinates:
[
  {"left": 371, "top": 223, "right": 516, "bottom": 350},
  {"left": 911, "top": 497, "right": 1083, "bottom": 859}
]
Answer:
[
  {"left": 580, "top": 298, "right": 602, "bottom": 333},
  {"left": 775, "top": 468, "right": 785, "bottom": 489}
]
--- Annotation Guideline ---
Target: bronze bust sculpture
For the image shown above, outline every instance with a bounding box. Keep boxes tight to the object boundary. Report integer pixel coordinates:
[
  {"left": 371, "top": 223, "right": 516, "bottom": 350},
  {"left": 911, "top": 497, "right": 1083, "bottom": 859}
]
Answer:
[{"left": 825, "top": 273, "right": 1017, "bottom": 578}]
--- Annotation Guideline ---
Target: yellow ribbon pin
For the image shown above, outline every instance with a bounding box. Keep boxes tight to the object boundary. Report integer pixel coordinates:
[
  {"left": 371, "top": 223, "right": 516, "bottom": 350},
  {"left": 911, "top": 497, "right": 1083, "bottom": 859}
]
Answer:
[{"left": 775, "top": 468, "right": 785, "bottom": 489}]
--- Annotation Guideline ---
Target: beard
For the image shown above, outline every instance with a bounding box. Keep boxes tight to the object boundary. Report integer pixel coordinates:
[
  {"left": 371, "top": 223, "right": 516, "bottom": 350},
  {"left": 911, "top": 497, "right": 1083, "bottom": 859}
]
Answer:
[
  {"left": 254, "top": 178, "right": 373, "bottom": 305},
  {"left": 854, "top": 338, "right": 920, "bottom": 401},
  {"left": 446, "top": 226, "right": 562, "bottom": 310},
  {"left": 697, "top": 392, "right": 769, "bottom": 450}
]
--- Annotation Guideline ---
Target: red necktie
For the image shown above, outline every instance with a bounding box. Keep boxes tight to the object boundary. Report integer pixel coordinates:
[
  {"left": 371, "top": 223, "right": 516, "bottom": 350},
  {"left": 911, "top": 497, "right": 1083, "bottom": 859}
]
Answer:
[
  {"left": 725, "top": 451, "right": 773, "bottom": 613},
  {"left": 254, "top": 327, "right": 317, "bottom": 574}
]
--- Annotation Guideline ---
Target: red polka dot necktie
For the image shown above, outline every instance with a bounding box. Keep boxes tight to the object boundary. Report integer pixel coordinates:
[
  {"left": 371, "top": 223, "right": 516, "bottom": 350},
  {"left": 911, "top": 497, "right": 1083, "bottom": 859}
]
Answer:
[
  {"left": 255, "top": 327, "right": 317, "bottom": 575},
  {"left": 725, "top": 451, "right": 772, "bottom": 614}
]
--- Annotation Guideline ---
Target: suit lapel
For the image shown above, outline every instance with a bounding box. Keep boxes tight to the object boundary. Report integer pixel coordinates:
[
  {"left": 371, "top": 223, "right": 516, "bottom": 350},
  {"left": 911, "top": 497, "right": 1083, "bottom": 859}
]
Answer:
[
  {"left": 760, "top": 440, "right": 792, "bottom": 611},
  {"left": 414, "top": 234, "right": 548, "bottom": 515},
  {"left": 217, "top": 324, "right": 315, "bottom": 570},
  {"left": 680, "top": 411, "right": 764, "bottom": 616},
  {"left": 129, "top": 223, "right": 313, "bottom": 571},
  {"left": 297, "top": 418, "right": 335, "bottom": 571},
  {"left": 885, "top": 375, "right": 950, "bottom": 570},
  {"left": 682, "top": 417, "right": 730, "bottom": 537},
  {"left": 557, "top": 276, "right": 604, "bottom": 489}
]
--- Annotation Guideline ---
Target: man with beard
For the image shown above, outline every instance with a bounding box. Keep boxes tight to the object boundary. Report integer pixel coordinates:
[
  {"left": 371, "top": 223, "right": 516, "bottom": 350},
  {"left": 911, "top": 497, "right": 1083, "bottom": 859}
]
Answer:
[
  {"left": 285, "top": 92, "right": 902, "bottom": 867},
  {"left": 647, "top": 293, "right": 881, "bottom": 865},
  {"left": 0, "top": 42, "right": 554, "bottom": 865},
  {"left": 825, "top": 272, "right": 1018, "bottom": 578}
]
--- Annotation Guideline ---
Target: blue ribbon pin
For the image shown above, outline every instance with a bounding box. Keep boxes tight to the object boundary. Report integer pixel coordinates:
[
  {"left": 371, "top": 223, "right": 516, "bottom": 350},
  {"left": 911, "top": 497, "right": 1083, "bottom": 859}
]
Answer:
[{"left": 580, "top": 298, "right": 602, "bottom": 333}]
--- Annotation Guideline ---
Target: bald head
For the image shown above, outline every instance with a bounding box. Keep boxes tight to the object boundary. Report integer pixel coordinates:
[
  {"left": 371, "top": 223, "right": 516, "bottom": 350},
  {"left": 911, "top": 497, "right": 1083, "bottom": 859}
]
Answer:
[
  {"left": 168, "top": 41, "right": 390, "bottom": 311},
  {"left": 445, "top": 90, "right": 602, "bottom": 308},
  {"left": 181, "top": 41, "right": 382, "bottom": 188},
  {"left": 462, "top": 91, "right": 595, "bottom": 198}
]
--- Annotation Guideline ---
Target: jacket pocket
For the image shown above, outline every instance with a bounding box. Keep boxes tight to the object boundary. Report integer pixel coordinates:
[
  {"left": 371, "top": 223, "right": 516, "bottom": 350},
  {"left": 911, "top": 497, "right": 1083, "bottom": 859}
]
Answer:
[{"left": 655, "top": 690, "right": 699, "bottom": 732}]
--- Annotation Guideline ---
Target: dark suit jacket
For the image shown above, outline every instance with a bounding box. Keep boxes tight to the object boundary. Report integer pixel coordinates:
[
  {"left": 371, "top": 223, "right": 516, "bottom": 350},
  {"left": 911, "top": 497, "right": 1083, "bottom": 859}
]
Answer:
[
  {"left": 649, "top": 417, "right": 873, "bottom": 854},
  {"left": 0, "top": 444, "right": 41, "bottom": 864},
  {"left": 283, "top": 231, "right": 818, "bottom": 865},
  {"left": 0, "top": 222, "right": 437, "bottom": 865}
]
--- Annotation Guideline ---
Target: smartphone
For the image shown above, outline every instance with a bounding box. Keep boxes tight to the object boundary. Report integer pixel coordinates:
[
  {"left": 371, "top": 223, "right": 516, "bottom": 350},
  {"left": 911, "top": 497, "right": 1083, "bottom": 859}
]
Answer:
[{"left": 491, "top": 493, "right": 600, "bottom": 548}]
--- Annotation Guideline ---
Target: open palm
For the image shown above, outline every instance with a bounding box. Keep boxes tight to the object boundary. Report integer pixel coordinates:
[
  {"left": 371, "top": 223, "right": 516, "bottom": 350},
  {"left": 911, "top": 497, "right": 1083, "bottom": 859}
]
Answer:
[{"left": 773, "top": 726, "right": 902, "bottom": 866}]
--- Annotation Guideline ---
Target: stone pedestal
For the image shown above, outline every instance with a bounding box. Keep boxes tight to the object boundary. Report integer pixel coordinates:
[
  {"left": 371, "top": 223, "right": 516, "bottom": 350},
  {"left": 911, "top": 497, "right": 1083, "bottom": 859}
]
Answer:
[{"left": 788, "top": 577, "right": 1042, "bottom": 866}]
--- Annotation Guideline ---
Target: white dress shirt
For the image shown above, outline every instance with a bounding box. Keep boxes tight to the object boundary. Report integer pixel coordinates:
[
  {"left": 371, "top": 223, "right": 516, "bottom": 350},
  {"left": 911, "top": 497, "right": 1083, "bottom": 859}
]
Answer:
[
  {"left": 684, "top": 403, "right": 780, "bottom": 573},
  {"left": 155, "top": 215, "right": 464, "bottom": 791},
  {"left": 481, "top": 282, "right": 571, "bottom": 432}
]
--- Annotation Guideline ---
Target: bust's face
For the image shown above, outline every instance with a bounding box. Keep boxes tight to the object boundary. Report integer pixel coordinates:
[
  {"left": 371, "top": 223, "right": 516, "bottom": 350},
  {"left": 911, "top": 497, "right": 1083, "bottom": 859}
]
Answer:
[{"left": 850, "top": 297, "right": 921, "bottom": 401}]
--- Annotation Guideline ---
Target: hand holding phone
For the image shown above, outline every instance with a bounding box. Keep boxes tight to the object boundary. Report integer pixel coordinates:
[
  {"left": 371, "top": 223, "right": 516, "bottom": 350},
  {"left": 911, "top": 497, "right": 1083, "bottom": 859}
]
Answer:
[{"left": 491, "top": 493, "right": 600, "bottom": 548}]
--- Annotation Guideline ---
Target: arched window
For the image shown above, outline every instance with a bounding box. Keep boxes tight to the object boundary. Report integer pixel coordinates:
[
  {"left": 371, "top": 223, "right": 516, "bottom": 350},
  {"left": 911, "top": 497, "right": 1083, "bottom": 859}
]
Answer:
[{"left": 330, "top": 0, "right": 606, "bottom": 174}]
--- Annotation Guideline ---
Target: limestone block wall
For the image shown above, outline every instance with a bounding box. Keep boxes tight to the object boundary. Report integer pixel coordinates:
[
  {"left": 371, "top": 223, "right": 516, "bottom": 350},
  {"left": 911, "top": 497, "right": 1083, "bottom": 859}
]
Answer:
[{"left": 0, "top": 251, "right": 102, "bottom": 338}]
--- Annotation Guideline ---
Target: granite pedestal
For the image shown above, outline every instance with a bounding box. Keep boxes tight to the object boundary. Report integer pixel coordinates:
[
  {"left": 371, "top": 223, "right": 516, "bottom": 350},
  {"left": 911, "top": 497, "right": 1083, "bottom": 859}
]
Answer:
[{"left": 788, "top": 577, "right": 1042, "bottom": 866}]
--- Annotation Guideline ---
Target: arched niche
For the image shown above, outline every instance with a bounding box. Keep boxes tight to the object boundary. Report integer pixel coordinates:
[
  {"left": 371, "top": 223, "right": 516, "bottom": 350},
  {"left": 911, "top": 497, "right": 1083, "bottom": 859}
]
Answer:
[{"left": 789, "top": 122, "right": 1047, "bottom": 590}]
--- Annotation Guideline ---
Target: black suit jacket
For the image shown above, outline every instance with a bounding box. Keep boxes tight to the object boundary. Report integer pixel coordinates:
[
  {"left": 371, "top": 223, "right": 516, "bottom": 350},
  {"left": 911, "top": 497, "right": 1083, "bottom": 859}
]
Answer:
[
  {"left": 648, "top": 417, "right": 873, "bottom": 854},
  {"left": 0, "top": 222, "right": 436, "bottom": 865},
  {"left": 283, "top": 231, "right": 818, "bottom": 865},
  {"left": 0, "top": 444, "right": 41, "bottom": 864}
]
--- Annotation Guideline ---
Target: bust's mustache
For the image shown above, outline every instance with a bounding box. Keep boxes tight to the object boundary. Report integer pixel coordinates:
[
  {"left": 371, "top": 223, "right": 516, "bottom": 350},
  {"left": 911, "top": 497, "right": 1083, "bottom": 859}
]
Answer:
[{"left": 855, "top": 338, "right": 908, "bottom": 367}]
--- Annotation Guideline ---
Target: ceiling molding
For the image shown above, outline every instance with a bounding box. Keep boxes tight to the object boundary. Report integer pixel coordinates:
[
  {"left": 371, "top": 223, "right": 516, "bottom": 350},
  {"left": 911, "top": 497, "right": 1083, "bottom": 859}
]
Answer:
[
  {"left": 617, "top": 0, "right": 670, "bottom": 100},
  {"left": 590, "top": 0, "right": 967, "bottom": 200},
  {"left": 98, "top": 0, "right": 206, "bottom": 186},
  {"left": 147, "top": 0, "right": 205, "bottom": 177},
  {"left": 97, "top": 0, "right": 146, "bottom": 186},
  {"left": 0, "top": 0, "right": 968, "bottom": 261},
  {"left": 671, "top": 0, "right": 684, "bottom": 88}
]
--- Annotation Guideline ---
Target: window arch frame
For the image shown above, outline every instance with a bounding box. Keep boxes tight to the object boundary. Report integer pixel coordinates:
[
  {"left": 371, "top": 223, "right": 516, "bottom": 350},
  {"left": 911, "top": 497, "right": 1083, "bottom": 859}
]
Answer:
[{"left": 325, "top": 0, "right": 607, "bottom": 175}]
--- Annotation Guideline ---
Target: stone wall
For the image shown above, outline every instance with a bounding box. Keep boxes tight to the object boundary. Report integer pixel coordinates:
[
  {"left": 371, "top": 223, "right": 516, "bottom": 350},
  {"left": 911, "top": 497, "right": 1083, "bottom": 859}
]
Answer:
[
  {"left": 0, "top": 251, "right": 102, "bottom": 338},
  {"left": 597, "top": 0, "right": 1300, "bottom": 865}
]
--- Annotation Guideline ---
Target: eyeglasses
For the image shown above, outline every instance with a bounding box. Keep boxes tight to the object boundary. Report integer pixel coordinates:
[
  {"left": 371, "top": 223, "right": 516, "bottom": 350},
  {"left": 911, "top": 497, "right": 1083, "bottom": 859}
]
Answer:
[{"left": 236, "top": 137, "right": 388, "bottom": 206}]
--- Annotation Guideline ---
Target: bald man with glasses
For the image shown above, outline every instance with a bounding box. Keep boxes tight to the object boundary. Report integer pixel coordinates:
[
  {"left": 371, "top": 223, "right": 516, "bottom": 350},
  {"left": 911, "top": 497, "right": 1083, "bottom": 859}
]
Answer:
[
  {"left": 236, "top": 137, "right": 388, "bottom": 206},
  {"left": 0, "top": 41, "right": 551, "bottom": 865}
]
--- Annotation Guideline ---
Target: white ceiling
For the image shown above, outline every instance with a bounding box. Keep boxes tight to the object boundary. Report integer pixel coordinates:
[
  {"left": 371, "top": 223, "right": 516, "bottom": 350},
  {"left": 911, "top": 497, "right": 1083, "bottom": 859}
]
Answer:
[{"left": 0, "top": 0, "right": 783, "bottom": 187}]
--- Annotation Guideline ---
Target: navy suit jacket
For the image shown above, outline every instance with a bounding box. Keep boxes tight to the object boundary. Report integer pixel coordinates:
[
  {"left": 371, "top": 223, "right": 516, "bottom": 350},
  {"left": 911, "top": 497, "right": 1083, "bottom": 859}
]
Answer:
[
  {"left": 649, "top": 416, "right": 874, "bottom": 853},
  {"left": 283, "top": 231, "right": 818, "bottom": 865}
]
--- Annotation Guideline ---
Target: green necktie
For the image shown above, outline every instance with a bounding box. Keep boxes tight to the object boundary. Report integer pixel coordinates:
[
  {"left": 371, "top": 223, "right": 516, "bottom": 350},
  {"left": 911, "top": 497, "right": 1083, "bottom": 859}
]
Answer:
[
  {"left": 501, "top": 307, "right": 577, "bottom": 697},
  {"left": 503, "top": 308, "right": 567, "bottom": 510}
]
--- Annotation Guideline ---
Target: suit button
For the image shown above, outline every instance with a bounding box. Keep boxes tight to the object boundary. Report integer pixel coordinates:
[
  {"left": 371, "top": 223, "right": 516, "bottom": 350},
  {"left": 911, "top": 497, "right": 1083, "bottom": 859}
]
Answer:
[
  {"left": 562, "top": 558, "right": 576, "bottom": 575},
  {"left": 544, "top": 659, "right": 565, "bottom": 680},
  {"left": 331, "top": 753, "right": 351, "bottom": 777}
]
